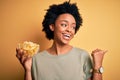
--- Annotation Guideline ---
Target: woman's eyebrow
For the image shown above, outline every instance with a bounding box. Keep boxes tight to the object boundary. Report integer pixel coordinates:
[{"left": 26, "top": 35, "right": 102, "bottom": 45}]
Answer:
[{"left": 60, "top": 20, "right": 76, "bottom": 24}]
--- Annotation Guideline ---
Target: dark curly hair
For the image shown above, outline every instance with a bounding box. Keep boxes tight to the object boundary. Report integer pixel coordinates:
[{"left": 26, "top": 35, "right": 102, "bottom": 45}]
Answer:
[{"left": 42, "top": 1, "right": 83, "bottom": 40}]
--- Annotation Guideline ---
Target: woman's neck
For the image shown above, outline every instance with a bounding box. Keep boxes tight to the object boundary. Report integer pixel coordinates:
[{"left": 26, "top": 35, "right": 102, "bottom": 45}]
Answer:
[{"left": 47, "top": 41, "right": 72, "bottom": 55}]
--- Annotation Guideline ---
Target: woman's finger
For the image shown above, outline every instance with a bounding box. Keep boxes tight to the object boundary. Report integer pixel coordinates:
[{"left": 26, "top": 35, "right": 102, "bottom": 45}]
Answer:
[{"left": 16, "top": 48, "right": 22, "bottom": 59}]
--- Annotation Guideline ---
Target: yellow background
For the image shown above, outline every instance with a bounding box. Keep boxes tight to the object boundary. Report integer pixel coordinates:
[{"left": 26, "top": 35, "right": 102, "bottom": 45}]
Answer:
[{"left": 0, "top": 0, "right": 120, "bottom": 80}]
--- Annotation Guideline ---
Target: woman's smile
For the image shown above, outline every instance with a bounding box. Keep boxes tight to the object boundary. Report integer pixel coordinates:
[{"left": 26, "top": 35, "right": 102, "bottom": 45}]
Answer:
[{"left": 62, "top": 33, "right": 71, "bottom": 40}]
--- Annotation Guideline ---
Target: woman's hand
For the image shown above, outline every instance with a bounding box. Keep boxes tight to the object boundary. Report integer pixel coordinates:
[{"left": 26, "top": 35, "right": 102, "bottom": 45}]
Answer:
[
  {"left": 16, "top": 48, "right": 32, "bottom": 71},
  {"left": 91, "top": 49, "right": 107, "bottom": 68}
]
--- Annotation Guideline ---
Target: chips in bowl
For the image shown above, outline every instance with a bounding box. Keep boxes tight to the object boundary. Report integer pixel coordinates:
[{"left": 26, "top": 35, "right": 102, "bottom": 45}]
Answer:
[{"left": 18, "top": 41, "right": 39, "bottom": 57}]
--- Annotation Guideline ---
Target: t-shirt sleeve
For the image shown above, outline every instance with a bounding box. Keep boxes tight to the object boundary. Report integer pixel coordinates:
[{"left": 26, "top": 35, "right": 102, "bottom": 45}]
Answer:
[
  {"left": 31, "top": 56, "right": 37, "bottom": 80},
  {"left": 83, "top": 52, "right": 93, "bottom": 79}
]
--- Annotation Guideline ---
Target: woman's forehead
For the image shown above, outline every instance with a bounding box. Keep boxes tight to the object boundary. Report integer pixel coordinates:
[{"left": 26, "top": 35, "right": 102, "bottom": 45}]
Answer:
[{"left": 55, "top": 13, "right": 76, "bottom": 23}]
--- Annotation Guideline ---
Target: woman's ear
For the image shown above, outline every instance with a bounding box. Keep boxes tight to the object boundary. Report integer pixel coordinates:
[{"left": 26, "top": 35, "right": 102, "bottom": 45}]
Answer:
[{"left": 49, "top": 24, "right": 55, "bottom": 31}]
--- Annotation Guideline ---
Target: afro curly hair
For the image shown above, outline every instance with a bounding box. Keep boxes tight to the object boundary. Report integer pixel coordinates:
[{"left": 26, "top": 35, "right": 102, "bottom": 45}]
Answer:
[{"left": 42, "top": 1, "right": 83, "bottom": 40}]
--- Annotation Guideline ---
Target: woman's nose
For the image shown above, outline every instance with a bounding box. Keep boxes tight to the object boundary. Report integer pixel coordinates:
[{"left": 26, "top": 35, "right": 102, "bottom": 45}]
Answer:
[{"left": 66, "top": 26, "right": 72, "bottom": 32}]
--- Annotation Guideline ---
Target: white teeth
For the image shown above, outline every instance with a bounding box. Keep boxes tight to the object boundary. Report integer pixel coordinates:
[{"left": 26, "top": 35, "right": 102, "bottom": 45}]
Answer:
[{"left": 64, "top": 34, "right": 70, "bottom": 38}]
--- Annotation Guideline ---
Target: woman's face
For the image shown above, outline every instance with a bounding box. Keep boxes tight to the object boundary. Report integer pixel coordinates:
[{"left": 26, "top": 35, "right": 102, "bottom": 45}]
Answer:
[{"left": 50, "top": 13, "right": 76, "bottom": 45}]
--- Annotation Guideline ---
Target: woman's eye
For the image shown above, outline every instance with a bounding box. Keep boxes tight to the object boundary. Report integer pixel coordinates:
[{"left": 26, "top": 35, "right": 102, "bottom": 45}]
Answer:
[
  {"left": 61, "top": 24, "right": 67, "bottom": 27},
  {"left": 72, "top": 26, "right": 76, "bottom": 29},
  {"left": 71, "top": 26, "right": 76, "bottom": 30}
]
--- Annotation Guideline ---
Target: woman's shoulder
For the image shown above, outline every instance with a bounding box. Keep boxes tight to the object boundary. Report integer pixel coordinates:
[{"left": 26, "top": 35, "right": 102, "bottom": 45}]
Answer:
[
  {"left": 73, "top": 47, "right": 91, "bottom": 62},
  {"left": 73, "top": 47, "right": 90, "bottom": 57},
  {"left": 73, "top": 47, "right": 88, "bottom": 53},
  {"left": 32, "top": 50, "right": 47, "bottom": 59}
]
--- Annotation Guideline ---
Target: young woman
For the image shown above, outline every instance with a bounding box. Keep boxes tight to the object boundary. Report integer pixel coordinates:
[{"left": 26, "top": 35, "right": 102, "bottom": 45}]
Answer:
[{"left": 16, "top": 1, "right": 107, "bottom": 80}]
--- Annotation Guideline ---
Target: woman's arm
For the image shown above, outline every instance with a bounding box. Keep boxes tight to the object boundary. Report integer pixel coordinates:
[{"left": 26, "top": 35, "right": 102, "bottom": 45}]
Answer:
[
  {"left": 24, "top": 70, "right": 32, "bottom": 80},
  {"left": 16, "top": 48, "right": 32, "bottom": 80},
  {"left": 88, "top": 68, "right": 103, "bottom": 80},
  {"left": 89, "top": 49, "right": 107, "bottom": 80},
  {"left": 90, "top": 67, "right": 103, "bottom": 80}
]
